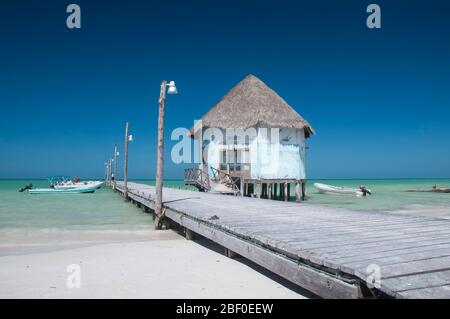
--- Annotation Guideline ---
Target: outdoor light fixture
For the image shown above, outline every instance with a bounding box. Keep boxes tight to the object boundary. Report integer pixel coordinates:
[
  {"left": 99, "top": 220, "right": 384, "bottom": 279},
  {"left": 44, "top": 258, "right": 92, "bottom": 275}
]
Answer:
[
  {"left": 154, "top": 79, "right": 178, "bottom": 229},
  {"left": 167, "top": 81, "right": 178, "bottom": 94},
  {"left": 123, "top": 121, "right": 132, "bottom": 199}
]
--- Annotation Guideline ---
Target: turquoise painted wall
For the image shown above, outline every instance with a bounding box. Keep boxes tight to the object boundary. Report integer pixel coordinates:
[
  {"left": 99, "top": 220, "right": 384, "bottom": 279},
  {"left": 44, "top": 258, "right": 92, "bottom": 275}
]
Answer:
[{"left": 201, "top": 126, "right": 307, "bottom": 179}]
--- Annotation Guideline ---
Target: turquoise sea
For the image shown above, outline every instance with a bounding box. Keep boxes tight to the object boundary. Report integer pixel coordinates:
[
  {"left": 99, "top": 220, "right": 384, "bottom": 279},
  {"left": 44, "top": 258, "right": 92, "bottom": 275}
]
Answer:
[{"left": 0, "top": 179, "right": 449, "bottom": 233}]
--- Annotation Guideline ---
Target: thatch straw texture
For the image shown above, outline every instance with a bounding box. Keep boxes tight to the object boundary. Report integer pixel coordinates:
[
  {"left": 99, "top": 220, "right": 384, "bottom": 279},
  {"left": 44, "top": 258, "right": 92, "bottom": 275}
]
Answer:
[{"left": 191, "top": 74, "right": 314, "bottom": 138}]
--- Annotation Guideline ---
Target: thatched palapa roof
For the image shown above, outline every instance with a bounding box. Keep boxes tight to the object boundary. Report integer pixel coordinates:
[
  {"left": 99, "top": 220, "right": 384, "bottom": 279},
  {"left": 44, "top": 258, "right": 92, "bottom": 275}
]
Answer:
[{"left": 190, "top": 74, "right": 315, "bottom": 138}]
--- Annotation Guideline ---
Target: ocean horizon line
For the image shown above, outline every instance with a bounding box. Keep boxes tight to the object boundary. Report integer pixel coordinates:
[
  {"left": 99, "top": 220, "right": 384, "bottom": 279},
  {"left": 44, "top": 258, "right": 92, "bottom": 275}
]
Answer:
[{"left": 1, "top": 177, "right": 450, "bottom": 181}]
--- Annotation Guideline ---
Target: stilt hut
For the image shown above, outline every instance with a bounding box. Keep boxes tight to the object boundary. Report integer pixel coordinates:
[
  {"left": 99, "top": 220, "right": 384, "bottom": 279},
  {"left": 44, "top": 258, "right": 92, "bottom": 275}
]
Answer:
[{"left": 184, "top": 74, "right": 315, "bottom": 201}]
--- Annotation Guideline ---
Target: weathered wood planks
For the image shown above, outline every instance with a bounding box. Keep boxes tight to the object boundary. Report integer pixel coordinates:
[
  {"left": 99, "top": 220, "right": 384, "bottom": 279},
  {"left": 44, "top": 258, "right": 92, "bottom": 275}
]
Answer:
[{"left": 114, "top": 182, "right": 450, "bottom": 299}]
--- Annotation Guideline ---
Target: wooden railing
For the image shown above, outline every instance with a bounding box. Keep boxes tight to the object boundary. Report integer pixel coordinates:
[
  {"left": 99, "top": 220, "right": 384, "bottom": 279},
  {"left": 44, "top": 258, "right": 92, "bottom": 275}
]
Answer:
[
  {"left": 210, "top": 167, "right": 240, "bottom": 194},
  {"left": 184, "top": 166, "right": 241, "bottom": 195},
  {"left": 184, "top": 167, "right": 210, "bottom": 191}
]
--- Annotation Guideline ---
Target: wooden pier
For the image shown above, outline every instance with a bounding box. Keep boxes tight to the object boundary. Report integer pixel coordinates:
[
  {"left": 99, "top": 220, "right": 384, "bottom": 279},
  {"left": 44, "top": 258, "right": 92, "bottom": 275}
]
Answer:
[{"left": 114, "top": 182, "right": 450, "bottom": 299}]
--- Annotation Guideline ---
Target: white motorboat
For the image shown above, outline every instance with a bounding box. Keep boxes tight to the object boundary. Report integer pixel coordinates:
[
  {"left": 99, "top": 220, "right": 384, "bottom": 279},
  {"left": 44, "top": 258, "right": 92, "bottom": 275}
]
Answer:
[
  {"left": 24, "top": 176, "right": 103, "bottom": 194},
  {"left": 314, "top": 183, "right": 371, "bottom": 197},
  {"left": 53, "top": 180, "right": 103, "bottom": 190},
  {"left": 46, "top": 176, "right": 103, "bottom": 190},
  {"left": 29, "top": 183, "right": 99, "bottom": 194}
]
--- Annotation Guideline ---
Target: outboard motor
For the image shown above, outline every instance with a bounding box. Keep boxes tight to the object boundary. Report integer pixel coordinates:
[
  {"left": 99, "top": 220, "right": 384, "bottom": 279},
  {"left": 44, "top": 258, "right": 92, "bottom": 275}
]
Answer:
[
  {"left": 359, "top": 185, "right": 371, "bottom": 196},
  {"left": 19, "top": 183, "right": 33, "bottom": 192}
]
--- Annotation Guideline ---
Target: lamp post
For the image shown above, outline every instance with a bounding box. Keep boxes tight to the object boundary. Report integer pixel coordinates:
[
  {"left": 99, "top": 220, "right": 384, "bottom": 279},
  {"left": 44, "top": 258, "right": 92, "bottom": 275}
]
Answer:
[
  {"left": 124, "top": 122, "right": 133, "bottom": 199},
  {"left": 154, "top": 80, "right": 177, "bottom": 229},
  {"left": 113, "top": 145, "right": 119, "bottom": 190},
  {"left": 108, "top": 158, "right": 112, "bottom": 186},
  {"left": 104, "top": 162, "right": 108, "bottom": 182}
]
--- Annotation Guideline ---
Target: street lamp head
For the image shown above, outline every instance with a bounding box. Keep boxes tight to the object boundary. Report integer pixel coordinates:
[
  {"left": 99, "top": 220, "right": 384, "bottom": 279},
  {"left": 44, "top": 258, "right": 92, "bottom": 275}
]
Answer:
[
  {"left": 167, "top": 81, "right": 177, "bottom": 94},
  {"left": 128, "top": 134, "right": 133, "bottom": 142}
]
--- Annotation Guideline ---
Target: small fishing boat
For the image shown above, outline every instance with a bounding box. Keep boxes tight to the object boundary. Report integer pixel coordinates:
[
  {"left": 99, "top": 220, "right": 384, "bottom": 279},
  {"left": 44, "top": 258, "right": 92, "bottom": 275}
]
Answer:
[
  {"left": 28, "top": 183, "right": 99, "bottom": 194},
  {"left": 53, "top": 180, "right": 103, "bottom": 190},
  {"left": 406, "top": 186, "right": 450, "bottom": 193},
  {"left": 48, "top": 176, "right": 103, "bottom": 190},
  {"left": 314, "top": 183, "right": 371, "bottom": 197}
]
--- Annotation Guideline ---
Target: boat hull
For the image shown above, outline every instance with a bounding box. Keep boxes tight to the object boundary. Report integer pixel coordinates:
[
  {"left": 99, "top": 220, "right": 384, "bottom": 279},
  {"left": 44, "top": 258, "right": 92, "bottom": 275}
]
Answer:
[
  {"left": 28, "top": 185, "right": 98, "bottom": 194},
  {"left": 53, "top": 181, "right": 103, "bottom": 190},
  {"left": 314, "top": 183, "right": 365, "bottom": 197}
]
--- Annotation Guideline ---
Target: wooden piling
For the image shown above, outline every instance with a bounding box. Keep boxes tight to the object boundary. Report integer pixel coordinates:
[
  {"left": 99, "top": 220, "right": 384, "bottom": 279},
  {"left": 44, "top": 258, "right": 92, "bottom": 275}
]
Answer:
[
  {"left": 256, "top": 183, "right": 261, "bottom": 198},
  {"left": 155, "top": 81, "right": 167, "bottom": 229},
  {"left": 185, "top": 228, "right": 195, "bottom": 240},
  {"left": 108, "top": 158, "right": 113, "bottom": 187},
  {"left": 123, "top": 122, "right": 130, "bottom": 199},
  {"left": 113, "top": 145, "right": 118, "bottom": 190},
  {"left": 301, "top": 181, "right": 306, "bottom": 201},
  {"left": 224, "top": 248, "right": 239, "bottom": 259},
  {"left": 106, "top": 159, "right": 110, "bottom": 186},
  {"left": 295, "top": 182, "right": 302, "bottom": 202}
]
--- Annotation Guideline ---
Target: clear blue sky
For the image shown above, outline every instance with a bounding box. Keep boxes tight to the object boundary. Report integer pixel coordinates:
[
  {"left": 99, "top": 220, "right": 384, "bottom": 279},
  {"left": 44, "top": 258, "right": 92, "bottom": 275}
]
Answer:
[{"left": 1, "top": 0, "right": 449, "bottom": 179}]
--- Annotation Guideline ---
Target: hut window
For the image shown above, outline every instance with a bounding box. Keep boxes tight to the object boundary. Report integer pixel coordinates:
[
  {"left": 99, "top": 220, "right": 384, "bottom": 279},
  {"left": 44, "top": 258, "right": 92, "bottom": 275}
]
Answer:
[
  {"left": 228, "top": 150, "right": 235, "bottom": 163},
  {"left": 220, "top": 149, "right": 242, "bottom": 172},
  {"left": 220, "top": 150, "right": 227, "bottom": 170},
  {"left": 222, "top": 150, "right": 227, "bottom": 164}
]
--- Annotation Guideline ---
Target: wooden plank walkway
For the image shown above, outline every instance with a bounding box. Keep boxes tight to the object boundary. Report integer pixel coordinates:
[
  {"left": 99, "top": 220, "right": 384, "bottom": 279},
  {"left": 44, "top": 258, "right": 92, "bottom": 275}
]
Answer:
[{"left": 114, "top": 182, "right": 450, "bottom": 299}]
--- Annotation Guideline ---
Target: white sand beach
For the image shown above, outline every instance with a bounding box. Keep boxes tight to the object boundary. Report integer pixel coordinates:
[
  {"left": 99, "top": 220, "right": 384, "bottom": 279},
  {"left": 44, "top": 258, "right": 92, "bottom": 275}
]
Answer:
[{"left": 0, "top": 229, "right": 310, "bottom": 299}]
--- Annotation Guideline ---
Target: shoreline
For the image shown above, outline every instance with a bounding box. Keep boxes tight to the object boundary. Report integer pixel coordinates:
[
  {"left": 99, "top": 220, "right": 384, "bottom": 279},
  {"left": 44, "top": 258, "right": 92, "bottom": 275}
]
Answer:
[{"left": 1, "top": 179, "right": 449, "bottom": 298}]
